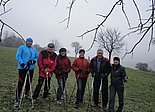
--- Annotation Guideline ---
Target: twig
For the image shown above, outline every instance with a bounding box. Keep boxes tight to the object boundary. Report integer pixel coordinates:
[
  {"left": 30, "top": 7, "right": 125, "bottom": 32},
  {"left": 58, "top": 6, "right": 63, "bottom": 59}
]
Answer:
[
  {"left": 79, "top": 0, "right": 121, "bottom": 51},
  {"left": 132, "top": 0, "right": 143, "bottom": 31},
  {"left": 55, "top": 0, "right": 59, "bottom": 7},
  {"left": 0, "top": 23, "right": 4, "bottom": 42},
  {"left": 0, "top": 8, "right": 12, "bottom": 16},
  {"left": 60, "top": 0, "right": 76, "bottom": 28},
  {"left": 120, "top": 0, "right": 131, "bottom": 27},
  {"left": 148, "top": 0, "right": 155, "bottom": 51},
  {"left": 122, "top": 20, "right": 155, "bottom": 59}
]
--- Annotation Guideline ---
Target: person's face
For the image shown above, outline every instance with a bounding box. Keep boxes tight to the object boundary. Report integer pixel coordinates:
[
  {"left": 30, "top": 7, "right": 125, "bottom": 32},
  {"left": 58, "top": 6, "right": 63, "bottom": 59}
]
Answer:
[
  {"left": 97, "top": 50, "right": 103, "bottom": 58},
  {"left": 26, "top": 41, "right": 33, "bottom": 47},
  {"left": 47, "top": 47, "right": 54, "bottom": 52},
  {"left": 79, "top": 52, "right": 85, "bottom": 57},
  {"left": 60, "top": 52, "right": 66, "bottom": 56},
  {"left": 114, "top": 60, "right": 120, "bottom": 65}
]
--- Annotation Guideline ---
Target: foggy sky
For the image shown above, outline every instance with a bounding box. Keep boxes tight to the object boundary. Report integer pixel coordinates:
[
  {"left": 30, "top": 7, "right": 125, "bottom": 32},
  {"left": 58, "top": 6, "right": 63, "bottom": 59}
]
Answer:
[{"left": 1, "top": 0, "right": 155, "bottom": 69}]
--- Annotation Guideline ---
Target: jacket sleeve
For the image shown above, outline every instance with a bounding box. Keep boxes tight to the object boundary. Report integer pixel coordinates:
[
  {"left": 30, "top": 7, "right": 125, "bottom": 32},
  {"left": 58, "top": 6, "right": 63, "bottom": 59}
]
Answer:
[
  {"left": 72, "top": 59, "right": 79, "bottom": 72},
  {"left": 89, "top": 58, "right": 94, "bottom": 74},
  {"left": 16, "top": 46, "right": 24, "bottom": 65},
  {"left": 66, "top": 58, "right": 72, "bottom": 73},
  {"left": 33, "top": 48, "right": 38, "bottom": 62},
  {"left": 86, "top": 60, "right": 90, "bottom": 74},
  {"left": 38, "top": 52, "right": 44, "bottom": 70},
  {"left": 50, "top": 56, "right": 57, "bottom": 72},
  {"left": 106, "top": 59, "right": 111, "bottom": 75},
  {"left": 122, "top": 67, "right": 128, "bottom": 82}
]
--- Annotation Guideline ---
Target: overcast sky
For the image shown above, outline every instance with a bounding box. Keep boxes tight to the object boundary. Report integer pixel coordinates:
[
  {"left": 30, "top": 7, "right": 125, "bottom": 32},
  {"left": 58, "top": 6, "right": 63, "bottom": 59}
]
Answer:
[{"left": 1, "top": 0, "right": 155, "bottom": 68}]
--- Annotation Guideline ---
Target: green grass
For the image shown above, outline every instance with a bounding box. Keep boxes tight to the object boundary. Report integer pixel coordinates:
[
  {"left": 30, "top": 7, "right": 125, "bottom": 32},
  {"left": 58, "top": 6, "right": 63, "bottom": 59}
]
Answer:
[{"left": 0, "top": 46, "right": 155, "bottom": 112}]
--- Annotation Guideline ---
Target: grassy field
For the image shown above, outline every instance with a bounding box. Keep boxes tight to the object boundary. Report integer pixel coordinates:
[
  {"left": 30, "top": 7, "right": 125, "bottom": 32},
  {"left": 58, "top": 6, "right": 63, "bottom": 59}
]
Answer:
[{"left": 0, "top": 47, "right": 155, "bottom": 112}]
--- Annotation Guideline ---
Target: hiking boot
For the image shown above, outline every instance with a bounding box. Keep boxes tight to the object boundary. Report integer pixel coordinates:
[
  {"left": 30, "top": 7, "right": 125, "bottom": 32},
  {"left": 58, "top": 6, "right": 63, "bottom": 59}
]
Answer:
[
  {"left": 61, "top": 95, "right": 64, "bottom": 100},
  {"left": 25, "top": 92, "right": 32, "bottom": 99},
  {"left": 92, "top": 103, "right": 98, "bottom": 108},
  {"left": 102, "top": 106, "right": 107, "bottom": 112},
  {"left": 14, "top": 100, "right": 19, "bottom": 107},
  {"left": 57, "top": 100, "right": 62, "bottom": 105},
  {"left": 74, "top": 103, "right": 79, "bottom": 109}
]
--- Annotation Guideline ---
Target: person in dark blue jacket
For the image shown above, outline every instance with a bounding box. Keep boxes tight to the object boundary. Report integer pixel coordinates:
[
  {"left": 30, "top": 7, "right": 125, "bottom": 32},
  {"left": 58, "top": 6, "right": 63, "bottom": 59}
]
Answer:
[
  {"left": 14, "top": 38, "right": 38, "bottom": 107},
  {"left": 109, "top": 57, "right": 128, "bottom": 112}
]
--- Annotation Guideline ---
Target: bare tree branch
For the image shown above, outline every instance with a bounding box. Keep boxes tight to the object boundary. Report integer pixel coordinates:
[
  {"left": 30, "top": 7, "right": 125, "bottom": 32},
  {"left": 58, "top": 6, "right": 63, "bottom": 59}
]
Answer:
[
  {"left": 148, "top": 0, "right": 155, "bottom": 51},
  {"left": 79, "top": 0, "right": 121, "bottom": 51},
  {"left": 55, "top": 0, "right": 59, "bottom": 7},
  {"left": 0, "top": 20, "right": 25, "bottom": 42},
  {"left": 0, "top": 23, "right": 4, "bottom": 42},
  {"left": 0, "top": 8, "right": 12, "bottom": 16},
  {"left": 123, "top": 20, "right": 155, "bottom": 59},
  {"left": 60, "top": 0, "right": 76, "bottom": 28},
  {"left": 120, "top": 0, "right": 131, "bottom": 27},
  {"left": 2, "top": 0, "right": 10, "bottom": 12},
  {"left": 132, "top": 0, "right": 143, "bottom": 30}
]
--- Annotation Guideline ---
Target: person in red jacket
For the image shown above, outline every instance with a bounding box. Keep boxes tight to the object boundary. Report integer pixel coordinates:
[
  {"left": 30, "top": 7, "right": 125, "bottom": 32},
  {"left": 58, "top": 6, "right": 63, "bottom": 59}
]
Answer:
[
  {"left": 72, "top": 49, "right": 90, "bottom": 108},
  {"left": 33, "top": 43, "right": 57, "bottom": 100},
  {"left": 54, "top": 48, "right": 71, "bottom": 104}
]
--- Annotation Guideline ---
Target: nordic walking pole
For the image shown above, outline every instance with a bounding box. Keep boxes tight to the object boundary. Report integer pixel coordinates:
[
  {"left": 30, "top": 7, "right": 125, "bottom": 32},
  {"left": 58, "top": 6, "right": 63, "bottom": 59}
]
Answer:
[
  {"left": 69, "top": 75, "right": 78, "bottom": 103},
  {"left": 18, "top": 74, "right": 28, "bottom": 108},
  {"left": 60, "top": 78, "right": 67, "bottom": 111},
  {"left": 45, "top": 72, "right": 49, "bottom": 91},
  {"left": 86, "top": 78, "right": 92, "bottom": 112},
  {"left": 28, "top": 74, "right": 34, "bottom": 107},
  {"left": 91, "top": 78, "right": 94, "bottom": 102},
  {"left": 28, "top": 71, "right": 34, "bottom": 108}
]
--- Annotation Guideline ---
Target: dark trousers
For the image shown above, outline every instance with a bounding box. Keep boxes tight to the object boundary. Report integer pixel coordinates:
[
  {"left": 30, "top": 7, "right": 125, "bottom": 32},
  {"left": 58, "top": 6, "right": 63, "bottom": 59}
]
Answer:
[
  {"left": 93, "top": 76, "right": 108, "bottom": 107},
  {"left": 33, "top": 76, "right": 51, "bottom": 99},
  {"left": 75, "top": 77, "right": 87, "bottom": 104},
  {"left": 56, "top": 78, "right": 67, "bottom": 101},
  {"left": 16, "top": 69, "right": 34, "bottom": 101},
  {"left": 109, "top": 85, "right": 124, "bottom": 112}
]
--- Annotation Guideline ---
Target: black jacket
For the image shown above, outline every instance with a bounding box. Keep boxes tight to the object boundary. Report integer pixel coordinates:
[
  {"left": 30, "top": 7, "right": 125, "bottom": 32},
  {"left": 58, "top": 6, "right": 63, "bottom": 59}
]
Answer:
[
  {"left": 110, "top": 64, "right": 128, "bottom": 86},
  {"left": 90, "top": 56, "right": 111, "bottom": 76}
]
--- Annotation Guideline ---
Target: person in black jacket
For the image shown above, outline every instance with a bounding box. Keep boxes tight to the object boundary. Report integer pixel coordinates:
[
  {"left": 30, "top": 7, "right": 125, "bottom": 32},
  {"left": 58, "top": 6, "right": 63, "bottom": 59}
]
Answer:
[
  {"left": 109, "top": 57, "right": 128, "bottom": 112},
  {"left": 90, "top": 49, "right": 111, "bottom": 111}
]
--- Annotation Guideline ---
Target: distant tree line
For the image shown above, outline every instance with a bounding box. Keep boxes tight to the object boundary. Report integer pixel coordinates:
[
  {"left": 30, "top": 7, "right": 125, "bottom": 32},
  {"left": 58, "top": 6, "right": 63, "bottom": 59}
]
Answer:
[
  {"left": 135, "top": 62, "right": 155, "bottom": 73},
  {"left": 0, "top": 31, "right": 64, "bottom": 53},
  {"left": 0, "top": 31, "right": 45, "bottom": 52}
]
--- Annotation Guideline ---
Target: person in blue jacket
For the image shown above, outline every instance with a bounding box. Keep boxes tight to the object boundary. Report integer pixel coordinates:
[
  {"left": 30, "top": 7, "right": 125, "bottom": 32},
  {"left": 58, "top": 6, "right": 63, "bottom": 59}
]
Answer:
[{"left": 14, "top": 38, "right": 38, "bottom": 107}]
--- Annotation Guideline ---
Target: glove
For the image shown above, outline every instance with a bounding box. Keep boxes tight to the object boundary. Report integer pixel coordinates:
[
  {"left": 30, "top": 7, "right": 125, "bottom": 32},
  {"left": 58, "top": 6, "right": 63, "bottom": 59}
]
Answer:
[
  {"left": 28, "top": 60, "right": 36, "bottom": 65},
  {"left": 101, "top": 73, "right": 107, "bottom": 79},
  {"left": 62, "top": 69, "right": 68, "bottom": 74},
  {"left": 123, "top": 77, "right": 128, "bottom": 83},
  {"left": 78, "top": 68, "right": 82, "bottom": 72},
  {"left": 44, "top": 69, "right": 51, "bottom": 73},
  {"left": 21, "top": 63, "right": 29, "bottom": 70},
  {"left": 41, "top": 68, "right": 45, "bottom": 73},
  {"left": 85, "top": 70, "right": 89, "bottom": 74},
  {"left": 92, "top": 73, "right": 95, "bottom": 77}
]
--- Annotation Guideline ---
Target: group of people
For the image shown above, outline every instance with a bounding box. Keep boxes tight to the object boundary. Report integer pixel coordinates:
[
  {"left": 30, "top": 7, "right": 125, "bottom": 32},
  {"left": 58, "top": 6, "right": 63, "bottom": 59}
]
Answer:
[{"left": 14, "top": 37, "right": 128, "bottom": 112}]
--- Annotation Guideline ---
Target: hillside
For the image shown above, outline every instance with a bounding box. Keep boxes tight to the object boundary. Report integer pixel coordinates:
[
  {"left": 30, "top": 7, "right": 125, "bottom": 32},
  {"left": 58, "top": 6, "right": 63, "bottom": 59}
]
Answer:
[{"left": 0, "top": 47, "right": 155, "bottom": 112}]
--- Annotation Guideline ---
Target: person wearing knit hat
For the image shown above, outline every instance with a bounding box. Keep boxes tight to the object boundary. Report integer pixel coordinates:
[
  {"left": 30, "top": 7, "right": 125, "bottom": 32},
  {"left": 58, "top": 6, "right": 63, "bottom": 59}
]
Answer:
[
  {"left": 14, "top": 37, "right": 38, "bottom": 107},
  {"left": 54, "top": 48, "right": 71, "bottom": 104},
  {"left": 72, "top": 49, "right": 90, "bottom": 108},
  {"left": 109, "top": 57, "right": 128, "bottom": 112}
]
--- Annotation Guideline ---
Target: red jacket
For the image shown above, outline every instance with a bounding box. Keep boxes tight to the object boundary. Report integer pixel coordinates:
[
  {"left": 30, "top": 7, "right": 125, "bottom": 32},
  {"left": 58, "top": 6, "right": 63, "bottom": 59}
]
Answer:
[
  {"left": 72, "top": 57, "right": 90, "bottom": 78},
  {"left": 38, "top": 50, "right": 57, "bottom": 78},
  {"left": 54, "top": 55, "right": 71, "bottom": 79}
]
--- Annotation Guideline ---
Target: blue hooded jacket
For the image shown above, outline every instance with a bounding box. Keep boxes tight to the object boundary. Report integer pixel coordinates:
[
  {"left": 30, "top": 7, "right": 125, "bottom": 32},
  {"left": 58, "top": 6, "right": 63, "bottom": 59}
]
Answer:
[{"left": 16, "top": 45, "right": 38, "bottom": 70}]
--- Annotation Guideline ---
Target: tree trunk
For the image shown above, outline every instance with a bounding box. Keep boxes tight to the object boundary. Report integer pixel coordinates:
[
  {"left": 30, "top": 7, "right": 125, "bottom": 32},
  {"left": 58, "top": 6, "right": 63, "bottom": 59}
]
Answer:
[{"left": 109, "top": 52, "right": 112, "bottom": 63}]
